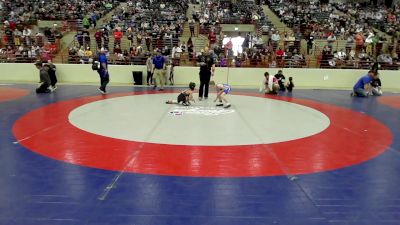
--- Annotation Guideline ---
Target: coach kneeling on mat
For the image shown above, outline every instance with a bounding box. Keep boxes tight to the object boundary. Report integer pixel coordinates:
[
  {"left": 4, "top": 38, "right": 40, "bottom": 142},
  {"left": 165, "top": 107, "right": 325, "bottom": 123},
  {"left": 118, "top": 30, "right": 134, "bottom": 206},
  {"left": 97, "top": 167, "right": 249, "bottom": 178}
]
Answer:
[
  {"left": 351, "top": 70, "right": 380, "bottom": 97},
  {"left": 34, "top": 60, "right": 52, "bottom": 94}
]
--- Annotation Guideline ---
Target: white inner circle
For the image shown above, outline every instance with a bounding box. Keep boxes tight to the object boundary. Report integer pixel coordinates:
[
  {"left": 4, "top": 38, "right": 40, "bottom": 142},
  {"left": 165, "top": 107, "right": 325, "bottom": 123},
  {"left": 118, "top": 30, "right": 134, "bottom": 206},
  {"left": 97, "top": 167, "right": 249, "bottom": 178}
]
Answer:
[{"left": 68, "top": 93, "right": 330, "bottom": 146}]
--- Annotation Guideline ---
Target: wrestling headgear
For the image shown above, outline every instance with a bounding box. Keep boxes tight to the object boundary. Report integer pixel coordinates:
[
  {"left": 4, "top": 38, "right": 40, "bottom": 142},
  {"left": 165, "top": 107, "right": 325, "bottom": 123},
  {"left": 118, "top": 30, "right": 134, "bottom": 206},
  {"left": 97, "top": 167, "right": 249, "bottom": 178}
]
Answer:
[{"left": 189, "top": 82, "right": 196, "bottom": 90}]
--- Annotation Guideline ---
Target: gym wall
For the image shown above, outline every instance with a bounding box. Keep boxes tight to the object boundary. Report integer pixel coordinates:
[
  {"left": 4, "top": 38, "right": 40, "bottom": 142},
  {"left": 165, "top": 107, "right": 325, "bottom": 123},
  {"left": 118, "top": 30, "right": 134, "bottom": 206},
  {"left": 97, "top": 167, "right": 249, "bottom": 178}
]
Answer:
[{"left": 0, "top": 63, "right": 398, "bottom": 90}]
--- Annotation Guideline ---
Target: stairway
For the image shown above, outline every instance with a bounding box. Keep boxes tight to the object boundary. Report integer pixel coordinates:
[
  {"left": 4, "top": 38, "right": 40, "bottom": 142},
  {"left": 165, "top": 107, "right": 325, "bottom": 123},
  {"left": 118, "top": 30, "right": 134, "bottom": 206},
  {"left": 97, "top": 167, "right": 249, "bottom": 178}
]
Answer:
[
  {"left": 261, "top": 5, "right": 293, "bottom": 34},
  {"left": 53, "top": 3, "right": 125, "bottom": 63}
]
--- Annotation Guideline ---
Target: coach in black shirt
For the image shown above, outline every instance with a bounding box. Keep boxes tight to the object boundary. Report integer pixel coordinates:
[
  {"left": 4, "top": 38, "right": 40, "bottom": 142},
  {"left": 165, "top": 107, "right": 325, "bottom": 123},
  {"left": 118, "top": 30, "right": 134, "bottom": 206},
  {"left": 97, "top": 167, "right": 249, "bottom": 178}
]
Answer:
[
  {"left": 197, "top": 48, "right": 215, "bottom": 100},
  {"left": 274, "top": 70, "right": 286, "bottom": 91}
]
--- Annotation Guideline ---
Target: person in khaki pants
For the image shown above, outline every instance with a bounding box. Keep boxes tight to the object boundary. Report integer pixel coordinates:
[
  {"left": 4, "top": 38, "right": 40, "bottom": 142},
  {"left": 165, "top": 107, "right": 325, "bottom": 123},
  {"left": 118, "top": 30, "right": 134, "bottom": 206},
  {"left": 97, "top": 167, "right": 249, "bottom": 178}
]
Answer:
[{"left": 152, "top": 50, "right": 166, "bottom": 91}]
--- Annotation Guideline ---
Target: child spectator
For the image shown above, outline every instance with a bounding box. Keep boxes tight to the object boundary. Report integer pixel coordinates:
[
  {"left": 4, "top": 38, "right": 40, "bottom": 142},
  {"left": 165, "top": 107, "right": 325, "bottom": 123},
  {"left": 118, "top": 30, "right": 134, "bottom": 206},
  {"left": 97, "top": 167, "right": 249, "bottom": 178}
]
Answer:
[{"left": 286, "top": 77, "right": 294, "bottom": 92}]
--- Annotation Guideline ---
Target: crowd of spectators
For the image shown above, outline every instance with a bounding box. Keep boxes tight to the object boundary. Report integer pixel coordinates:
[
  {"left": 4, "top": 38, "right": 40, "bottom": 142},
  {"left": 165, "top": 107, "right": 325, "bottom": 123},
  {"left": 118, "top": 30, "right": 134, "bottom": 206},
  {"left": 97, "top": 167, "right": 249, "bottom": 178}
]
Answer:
[
  {"left": 67, "top": 0, "right": 189, "bottom": 64},
  {"left": 266, "top": 0, "right": 399, "bottom": 69},
  {"left": 268, "top": 0, "right": 399, "bottom": 40},
  {"left": 0, "top": 0, "right": 118, "bottom": 63},
  {"left": 269, "top": 0, "right": 356, "bottom": 40},
  {"left": 1, "top": 0, "right": 116, "bottom": 23},
  {"left": 193, "top": 0, "right": 275, "bottom": 35},
  {"left": 1, "top": 0, "right": 399, "bottom": 70},
  {"left": 318, "top": 35, "right": 400, "bottom": 70},
  {"left": 0, "top": 24, "right": 62, "bottom": 63},
  {"left": 193, "top": 0, "right": 264, "bottom": 24},
  {"left": 335, "top": 2, "right": 400, "bottom": 37}
]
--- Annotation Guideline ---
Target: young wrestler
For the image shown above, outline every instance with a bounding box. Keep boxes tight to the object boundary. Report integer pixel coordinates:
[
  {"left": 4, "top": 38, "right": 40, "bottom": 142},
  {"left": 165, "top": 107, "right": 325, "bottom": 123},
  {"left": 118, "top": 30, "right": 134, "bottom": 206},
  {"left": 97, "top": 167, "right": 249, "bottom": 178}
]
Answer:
[
  {"left": 214, "top": 83, "right": 232, "bottom": 108},
  {"left": 166, "top": 82, "right": 196, "bottom": 106},
  {"left": 370, "top": 73, "right": 382, "bottom": 96}
]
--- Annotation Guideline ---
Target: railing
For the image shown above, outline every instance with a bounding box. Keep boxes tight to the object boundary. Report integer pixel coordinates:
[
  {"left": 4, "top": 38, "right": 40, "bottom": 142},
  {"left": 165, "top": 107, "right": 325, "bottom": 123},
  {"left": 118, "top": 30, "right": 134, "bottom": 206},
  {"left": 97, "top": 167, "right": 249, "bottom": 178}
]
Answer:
[
  {"left": 0, "top": 35, "right": 62, "bottom": 60},
  {"left": 31, "top": 53, "right": 398, "bottom": 71}
]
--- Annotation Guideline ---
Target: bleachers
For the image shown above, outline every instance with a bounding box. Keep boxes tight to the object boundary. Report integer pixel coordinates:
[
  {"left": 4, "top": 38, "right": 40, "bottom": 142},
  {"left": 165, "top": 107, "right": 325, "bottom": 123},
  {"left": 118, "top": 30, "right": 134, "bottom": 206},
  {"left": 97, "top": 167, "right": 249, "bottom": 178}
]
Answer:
[{"left": 1, "top": 0, "right": 398, "bottom": 71}]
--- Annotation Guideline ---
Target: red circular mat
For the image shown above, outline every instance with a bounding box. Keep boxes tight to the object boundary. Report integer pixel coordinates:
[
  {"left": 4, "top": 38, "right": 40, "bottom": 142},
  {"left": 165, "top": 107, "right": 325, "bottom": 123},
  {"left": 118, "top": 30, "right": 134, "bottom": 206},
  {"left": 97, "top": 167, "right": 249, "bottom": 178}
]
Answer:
[{"left": 13, "top": 92, "right": 393, "bottom": 177}]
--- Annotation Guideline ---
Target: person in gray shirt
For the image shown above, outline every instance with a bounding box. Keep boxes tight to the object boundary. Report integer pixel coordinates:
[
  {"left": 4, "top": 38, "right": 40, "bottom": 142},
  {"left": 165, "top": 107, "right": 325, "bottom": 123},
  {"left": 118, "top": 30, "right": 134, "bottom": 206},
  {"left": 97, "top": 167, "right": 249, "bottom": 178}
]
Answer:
[{"left": 34, "top": 61, "right": 52, "bottom": 93}]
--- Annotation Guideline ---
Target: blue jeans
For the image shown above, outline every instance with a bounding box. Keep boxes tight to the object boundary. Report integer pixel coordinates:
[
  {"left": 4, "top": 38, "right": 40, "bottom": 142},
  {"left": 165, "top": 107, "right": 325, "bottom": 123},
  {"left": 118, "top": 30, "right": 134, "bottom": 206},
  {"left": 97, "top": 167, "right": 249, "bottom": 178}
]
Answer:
[
  {"left": 354, "top": 88, "right": 368, "bottom": 97},
  {"left": 98, "top": 70, "right": 109, "bottom": 92}
]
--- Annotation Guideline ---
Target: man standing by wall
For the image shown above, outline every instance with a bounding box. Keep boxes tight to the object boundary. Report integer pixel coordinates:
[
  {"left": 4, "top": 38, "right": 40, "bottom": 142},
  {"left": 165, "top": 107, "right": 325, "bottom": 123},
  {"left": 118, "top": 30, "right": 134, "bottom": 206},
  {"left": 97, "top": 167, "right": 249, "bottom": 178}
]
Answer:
[
  {"left": 34, "top": 61, "right": 51, "bottom": 94},
  {"left": 146, "top": 54, "right": 153, "bottom": 86},
  {"left": 197, "top": 48, "right": 215, "bottom": 100},
  {"left": 97, "top": 48, "right": 110, "bottom": 94},
  {"left": 152, "top": 49, "right": 166, "bottom": 91}
]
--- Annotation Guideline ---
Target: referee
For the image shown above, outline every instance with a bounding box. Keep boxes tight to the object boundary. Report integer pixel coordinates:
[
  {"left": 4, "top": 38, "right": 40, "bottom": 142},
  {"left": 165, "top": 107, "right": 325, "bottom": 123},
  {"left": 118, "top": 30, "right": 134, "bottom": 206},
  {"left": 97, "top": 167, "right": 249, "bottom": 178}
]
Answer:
[{"left": 197, "top": 48, "right": 215, "bottom": 100}]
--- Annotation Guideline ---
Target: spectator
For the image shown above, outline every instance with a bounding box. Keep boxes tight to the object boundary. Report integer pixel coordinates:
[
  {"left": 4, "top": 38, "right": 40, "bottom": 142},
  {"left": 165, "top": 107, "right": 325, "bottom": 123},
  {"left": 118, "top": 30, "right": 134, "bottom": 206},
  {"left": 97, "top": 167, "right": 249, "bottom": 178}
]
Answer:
[
  {"left": 113, "top": 28, "right": 123, "bottom": 47},
  {"left": 102, "top": 30, "right": 110, "bottom": 50},
  {"left": 271, "top": 31, "right": 280, "bottom": 50},
  {"left": 187, "top": 37, "right": 194, "bottom": 60},
  {"left": 189, "top": 20, "right": 195, "bottom": 37},
  {"left": 95, "top": 29, "right": 102, "bottom": 49},
  {"left": 355, "top": 32, "right": 364, "bottom": 54},
  {"left": 365, "top": 31, "right": 375, "bottom": 55},
  {"left": 346, "top": 34, "right": 354, "bottom": 54},
  {"left": 307, "top": 35, "right": 314, "bottom": 55},
  {"left": 146, "top": 54, "right": 153, "bottom": 86},
  {"left": 83, "top": 47, "right": 93, "bottom": 63},
  {"left": 83, "top": 16, "right": 90, "bottom": 30},
  {"left": 225, "top": 38, "right": 233, "bottom": 57},
  {"left": 22, "top": 27, "right": 32, "bottom": 45},
  {"left": 327, "top": 33, "right": 336, "bottom": 49},
  {"left": 276, "top": 47, "right": 285, "bottom": 66},
  {"left": 208, "top": 30, "right": 217, "bottom": 48},
  {"left": 126, "top": 28, "right": 134, "bottom": 47},
  {"left": 253, "top": 35, "right": 264, "bottom": 49},
  {"left": 286, "top": 77, "right": 294, "bottom": 92}
]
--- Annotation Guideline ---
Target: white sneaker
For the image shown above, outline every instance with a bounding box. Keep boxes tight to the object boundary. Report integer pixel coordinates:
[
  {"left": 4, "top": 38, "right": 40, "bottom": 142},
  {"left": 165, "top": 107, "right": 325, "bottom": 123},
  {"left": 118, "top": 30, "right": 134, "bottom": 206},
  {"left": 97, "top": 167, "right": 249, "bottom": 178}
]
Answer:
[
  {"left": 98, "top": 88, "right": 106, "bottom": 94},
  {"left": 224, "top": 103, "right": 231, "bottom": 108},
  {"left": 48, "top": 86, "right": 54, "bottom": 92},
  {"left": 52, "top": 85, "right": 57, "bottom": 91},
  {"left": 199, "top": 97, "right": 203, "bottom": 101}
]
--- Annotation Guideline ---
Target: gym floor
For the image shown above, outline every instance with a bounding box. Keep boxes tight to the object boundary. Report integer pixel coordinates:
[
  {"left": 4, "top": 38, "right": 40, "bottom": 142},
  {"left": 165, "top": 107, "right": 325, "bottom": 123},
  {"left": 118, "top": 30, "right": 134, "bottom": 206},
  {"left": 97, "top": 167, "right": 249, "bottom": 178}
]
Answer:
[{"left": 1, "top": 84, "right": 400, "bottom": 225}]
